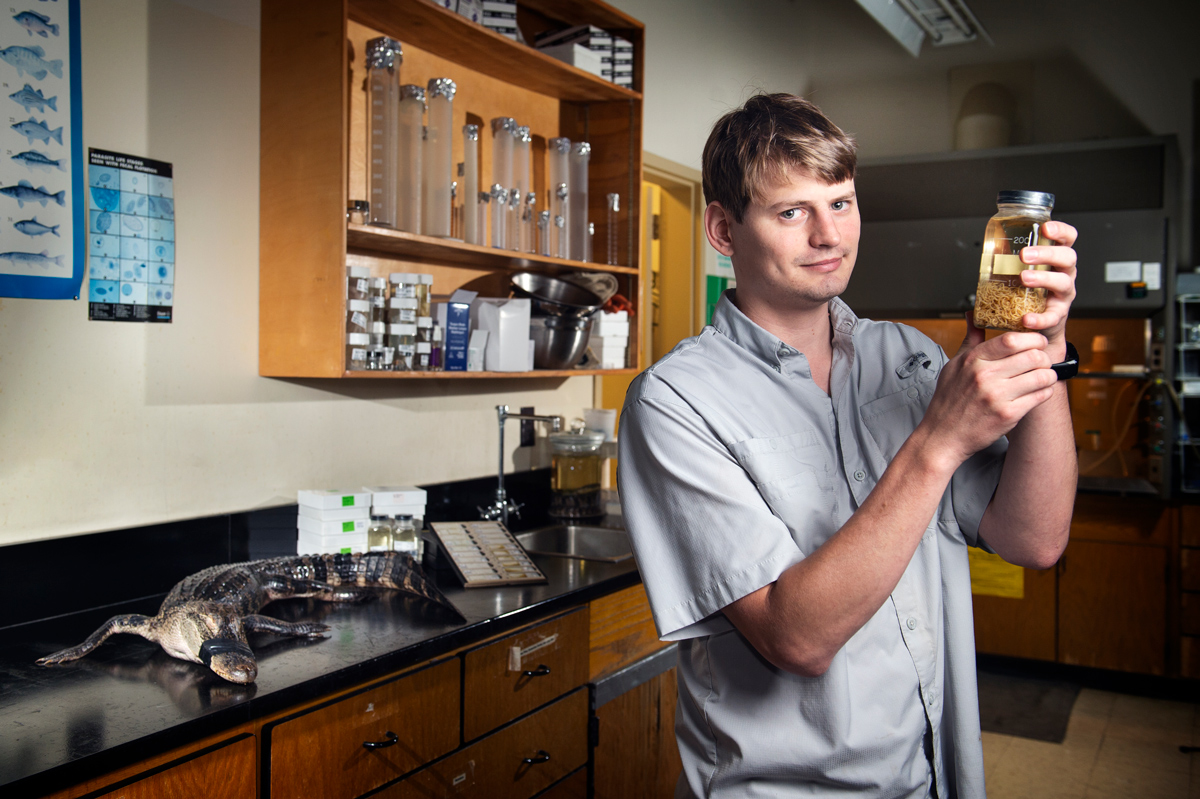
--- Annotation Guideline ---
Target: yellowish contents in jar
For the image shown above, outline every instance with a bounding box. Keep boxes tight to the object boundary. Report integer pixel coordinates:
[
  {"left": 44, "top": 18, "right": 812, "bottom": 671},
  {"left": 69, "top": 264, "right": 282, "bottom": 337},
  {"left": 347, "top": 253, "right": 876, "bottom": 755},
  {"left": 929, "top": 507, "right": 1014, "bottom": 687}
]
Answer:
[{"left": 973, "top": 279, "right": 1047, "bottom": 332}]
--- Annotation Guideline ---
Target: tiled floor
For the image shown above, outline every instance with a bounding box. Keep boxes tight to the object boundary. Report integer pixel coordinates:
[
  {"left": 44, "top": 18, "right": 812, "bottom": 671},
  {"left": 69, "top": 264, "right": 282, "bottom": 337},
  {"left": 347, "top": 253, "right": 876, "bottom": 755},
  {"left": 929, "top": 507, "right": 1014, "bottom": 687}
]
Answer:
[{"left": 982, "top": 688, "right": 1200, "bottom": 798}]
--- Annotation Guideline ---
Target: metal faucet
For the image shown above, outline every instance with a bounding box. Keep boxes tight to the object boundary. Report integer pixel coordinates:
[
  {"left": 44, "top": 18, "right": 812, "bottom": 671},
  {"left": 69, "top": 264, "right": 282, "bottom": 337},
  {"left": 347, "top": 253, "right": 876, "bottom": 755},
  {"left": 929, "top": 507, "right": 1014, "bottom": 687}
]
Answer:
[{"left": 479, "top": 405, "right": 562, "bottom": 528}]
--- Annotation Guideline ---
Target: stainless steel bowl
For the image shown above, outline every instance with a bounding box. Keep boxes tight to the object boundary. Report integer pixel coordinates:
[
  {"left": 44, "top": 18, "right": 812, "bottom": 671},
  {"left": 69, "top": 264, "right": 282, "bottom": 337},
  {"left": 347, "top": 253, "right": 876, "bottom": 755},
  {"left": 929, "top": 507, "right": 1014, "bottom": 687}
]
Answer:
[
  {"left": 531, "top": 314, "right": 593, "bottom": 369},
  {"left": 511, "top": 272, "right": 605, "bottom": 316}
]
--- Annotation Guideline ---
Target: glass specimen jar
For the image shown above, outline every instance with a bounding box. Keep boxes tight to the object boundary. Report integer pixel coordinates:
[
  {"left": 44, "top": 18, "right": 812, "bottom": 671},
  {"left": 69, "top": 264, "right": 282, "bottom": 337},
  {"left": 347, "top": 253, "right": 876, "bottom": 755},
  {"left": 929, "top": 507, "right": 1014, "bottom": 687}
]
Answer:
[
  {"left": 548, "top": 137, "right": 570, "bottom": 258},
  {"left": 416, "top": 274, "right": 433, "bottom": 317},
  {"left": 568, "top": 142, "right": 590, "bottom": 261},
  {"left": 389, "top": 323, "right": 418, "bottom": 370},
  {"left": 462, "top": 124, "right": 481, "bottom": 244},
  {"left": 346, "top": 332, "right": 370, "bottom": 371},
  {"left": 367, "top": 514, "right": 393, "bottom": 552},
  {"left": 389, "top": 272, "right": 419, "bottom": 301},
  {"left": 347, "top": 265, "right": 370, "bottom": 301},
  {"left": 388, "top": 297, "right": 418, "bottom": 324},
  {"left": 397, "top": 84, "right": 425, "bottom": 234},
  {"left": 422, "top": 78, "right": 455, "bottom": 238},
  {"left": 346, "top": 299, "right": 370, "bottom": 335},
  {"left": 974, "top": 190, "right": 1055, "bottom": 332},
  {"left": 365, "top": 37, "right": 402, "bottom": 228},
  {"left": 392, "top": 514, "right": 418, "bottom": 557},
  {"left": 548, "top": 429, "right": 606, "bottom": 520}
]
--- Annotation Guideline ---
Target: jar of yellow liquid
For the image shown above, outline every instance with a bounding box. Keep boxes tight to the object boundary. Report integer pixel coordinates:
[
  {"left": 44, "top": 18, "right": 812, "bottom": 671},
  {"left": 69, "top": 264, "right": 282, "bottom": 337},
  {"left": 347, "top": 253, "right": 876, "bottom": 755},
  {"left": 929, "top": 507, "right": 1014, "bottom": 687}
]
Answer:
[
  {"left": 548, "top": 429, "right": 606, "bottom": 519},
  {"left": 974, "top": 190, "right": 1054, "bottom": 332}
]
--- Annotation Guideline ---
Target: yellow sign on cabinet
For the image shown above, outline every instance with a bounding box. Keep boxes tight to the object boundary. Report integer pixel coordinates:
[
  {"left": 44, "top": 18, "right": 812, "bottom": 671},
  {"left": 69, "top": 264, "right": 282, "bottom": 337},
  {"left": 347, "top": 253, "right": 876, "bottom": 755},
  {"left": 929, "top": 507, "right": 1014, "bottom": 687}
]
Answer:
[{"left": 968, "top": 548, "right": 1024, "bottom": 598}]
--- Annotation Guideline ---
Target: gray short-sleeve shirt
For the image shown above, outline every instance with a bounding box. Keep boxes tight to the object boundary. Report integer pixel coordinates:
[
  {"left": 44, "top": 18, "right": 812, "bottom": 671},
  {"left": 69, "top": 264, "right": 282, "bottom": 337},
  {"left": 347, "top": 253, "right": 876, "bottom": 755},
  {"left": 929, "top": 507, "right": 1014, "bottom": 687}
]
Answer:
[{"left": 618, "top": 293, "right": 1005, "bottom": 799}]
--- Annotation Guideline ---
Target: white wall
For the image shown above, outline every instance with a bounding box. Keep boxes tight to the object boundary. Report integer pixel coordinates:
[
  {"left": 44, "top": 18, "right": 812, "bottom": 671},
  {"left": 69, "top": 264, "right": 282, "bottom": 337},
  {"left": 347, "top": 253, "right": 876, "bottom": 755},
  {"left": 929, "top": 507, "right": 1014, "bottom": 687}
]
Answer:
[{"left": 0, "top": 0, "right": 592, "bottom": 546}]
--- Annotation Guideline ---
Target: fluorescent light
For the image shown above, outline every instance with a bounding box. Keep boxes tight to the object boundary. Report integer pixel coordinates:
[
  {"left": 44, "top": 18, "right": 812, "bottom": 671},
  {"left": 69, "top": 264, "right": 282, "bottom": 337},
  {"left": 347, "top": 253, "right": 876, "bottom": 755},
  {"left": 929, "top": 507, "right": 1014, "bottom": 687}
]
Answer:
[{"left": 856, "top": 0, "right": 992, "bottom": 57}]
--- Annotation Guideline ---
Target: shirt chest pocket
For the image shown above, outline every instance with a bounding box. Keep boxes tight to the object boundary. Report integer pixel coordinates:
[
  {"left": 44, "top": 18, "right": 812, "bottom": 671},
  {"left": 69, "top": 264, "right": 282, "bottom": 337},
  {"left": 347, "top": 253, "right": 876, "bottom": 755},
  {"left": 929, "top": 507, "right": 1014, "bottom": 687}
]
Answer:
[
  {"left": 731, "top": 430, "right": 835, "bottom": 547},
  {"left": 859, "top": 378, "right": 936, "bottom": 463}
]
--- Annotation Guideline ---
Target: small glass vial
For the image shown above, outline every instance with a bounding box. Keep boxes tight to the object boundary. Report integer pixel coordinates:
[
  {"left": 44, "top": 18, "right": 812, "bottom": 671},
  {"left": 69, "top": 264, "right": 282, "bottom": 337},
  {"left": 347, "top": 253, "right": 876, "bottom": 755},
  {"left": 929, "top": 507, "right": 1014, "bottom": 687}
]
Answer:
[
  {"left": 370, "top": 320, "right": 387, "bottom": 348},
  {"left": 422, "top": 78, "right": 456, "bottom": 238},
  {"left": 347, "top": 200, "right": 369, "bottom": 226},
  {"left": 392, "top": 514, "right": 418, "bottom": 558},
  {"left": 347, "top": 265, "right": 370, "bottom": 300},
  {"left": 365, "top": 37, "right": 402, "bottom": 228},
  {"left": 568, "top": 142, "right": 591, "bottom": 261},
  {"left": 367, "top": 344, "right": 393, "bottom": 371},
  {"left": 462, "top": 124, "right": 481, "bottom": 245},
  {"left": 416, "top": 274, "right": 433, "bottom": 317},
  {"left": 397, "top": 84, "right": 425, "bottom": 234},
  {"left": 388, "top": 296, "right": 418, "bottom": 324},
  {"left": 346, "top": 332, "right": 370, "bottom": 370},
  {"left": 389, "top": 323, "right": 418, "bottom": 370},
  {"left": 346, "top": 299, "right": 370, "bottom": 335},
  {"left": 368, "top": 276, "right": 389, "bottom": 302},
  {"left": 430, "top": 323, "right": 444, "bottom": 371},
  {"left": 415, "top": 341, "right": 432, "bottom": 371},
  {"left": 367, "top": 514, "right": 393, "bottom": 552},
  {"left": 606, "top": 193, "right": 620, "bottom": 265},
  {"left": 974, "top": 190, "right": 1055, "bottom": 332},
  {"left": 389, "top": 272, "right": 420, "bottom": 301},
  {"left": 416, "top": 314, "right": 433, "bottom": 342}
]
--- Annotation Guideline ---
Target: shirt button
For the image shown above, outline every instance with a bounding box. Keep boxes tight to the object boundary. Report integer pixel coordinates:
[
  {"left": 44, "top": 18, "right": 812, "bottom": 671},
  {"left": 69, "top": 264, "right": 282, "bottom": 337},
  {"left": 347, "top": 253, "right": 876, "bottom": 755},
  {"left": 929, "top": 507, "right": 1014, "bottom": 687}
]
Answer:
[
  {"left": 907, "top": 387, "right": 918, "bottom": 398},
  {"left": 906, "top": 617, "right": 917, "bottom": 630},
  {"left": 853, "top": 470, "right": 866, "bottom": 481}
]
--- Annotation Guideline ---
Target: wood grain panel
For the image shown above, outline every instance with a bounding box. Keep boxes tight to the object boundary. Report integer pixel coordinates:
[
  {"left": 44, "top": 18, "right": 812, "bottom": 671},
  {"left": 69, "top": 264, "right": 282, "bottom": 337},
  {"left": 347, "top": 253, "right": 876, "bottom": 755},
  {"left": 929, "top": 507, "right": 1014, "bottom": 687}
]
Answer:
[
  {"left": 43, "top": 730, "right": 255, "bottom": 799},
  {"left": 260, "top": 0, "right": 349, "bottom": 377},
  {"left": 593, "top": 668, "right": 681, "bottom": 799},
  {"left": 268, "top": 658, "right": 460, "bottom": 799},
  {"left": 1182, "top": 548, "right": 1200, "bottom": 592},
  {"left": 1183, "top": 505, "right": 1200, "bottom": 547},
  {"left": 381, "top": 688, "right": 588, "bottom": 799},
  {"left": 972, "top": 563, "right": 1057, "bottom": 661},
  {"left": 1068, "top": 494, "right": 1171, "bottom": 546},
  {"left": 1058, "top": 540, "right": 1167, "bottom": 674},
  {"left": 1181, "top": 591, "right": 1200, "bottom": 635},
  {"left": 589, "top": 583, "right": 667, "bottom": 681},
  {"left": 1181, "top": 635, "right": 1200, "bottom": 679},
  {"left": 463, "top": 608, "right": 589, "bottom": 741},
  {"left": 537, "top": 768, "right": 589, "bottom": 799}
]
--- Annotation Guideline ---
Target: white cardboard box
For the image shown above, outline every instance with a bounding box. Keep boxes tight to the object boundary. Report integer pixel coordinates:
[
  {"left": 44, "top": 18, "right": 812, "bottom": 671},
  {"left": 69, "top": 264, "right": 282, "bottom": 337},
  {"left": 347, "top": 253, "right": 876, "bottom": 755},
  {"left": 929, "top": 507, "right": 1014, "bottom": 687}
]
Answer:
[
  {"left": 297, "top": 488, "right": 372, "bottom": 510},
  {"left": 298, "top": 530, "right": 367, "bottom": 556},
  {"left": 298, "top": 515, "right": 369, "bottom": 536},
  {"left": 298, "top": 504, "right": 371, "bottom": 522},
  {"left": 371, "top": 503, "right": 425, "bottom": 522},
  {"left": 364, "top": 485, "right": 428, "bottom": 506},
  {"left": 473, "top": 297, "right": 531, "bottom": 372},
  {"left": 537, "top": 43, "right": 605, "bottom": 77}
]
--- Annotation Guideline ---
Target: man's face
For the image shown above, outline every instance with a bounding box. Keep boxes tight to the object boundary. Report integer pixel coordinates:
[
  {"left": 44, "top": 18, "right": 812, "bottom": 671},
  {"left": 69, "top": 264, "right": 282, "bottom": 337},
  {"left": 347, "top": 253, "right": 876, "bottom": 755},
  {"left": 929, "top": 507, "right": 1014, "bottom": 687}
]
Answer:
[{"left": 723, "top": 169, "right": 860, "bottom": 313}]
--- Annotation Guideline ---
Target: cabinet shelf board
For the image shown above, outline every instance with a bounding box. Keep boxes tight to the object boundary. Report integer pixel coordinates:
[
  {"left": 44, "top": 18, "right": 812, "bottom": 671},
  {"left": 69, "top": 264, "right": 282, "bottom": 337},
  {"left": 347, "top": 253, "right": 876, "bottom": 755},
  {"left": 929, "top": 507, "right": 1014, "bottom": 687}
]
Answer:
[
  {"left": 347, "top": 224, "right": 639, "bottom": 275},
  {"left": 349, "top": 0, "right": 641, "bottom": 102},
  {"left": 342, "top": 368, "right": 640, "bottom": 378}
]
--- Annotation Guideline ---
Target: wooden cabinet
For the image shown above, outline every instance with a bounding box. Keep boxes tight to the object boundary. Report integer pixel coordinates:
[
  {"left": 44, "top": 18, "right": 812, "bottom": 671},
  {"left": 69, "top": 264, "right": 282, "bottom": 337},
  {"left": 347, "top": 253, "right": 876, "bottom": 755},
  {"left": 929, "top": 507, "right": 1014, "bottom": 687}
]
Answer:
[
  {"left": 260, "top": 0, "right": 645, "bottom": 379},
  {"left": 593, "top": 668, "right": 681, "bottom": 799},
  {"left": 265, "top": 657, "right": 461, "bottom": 799},
  {"left": 44, "top": 730, "right": 255, "bottom": 799},
  {"left": 971, "top": 563, "right": 1057, "bottom": 661}
]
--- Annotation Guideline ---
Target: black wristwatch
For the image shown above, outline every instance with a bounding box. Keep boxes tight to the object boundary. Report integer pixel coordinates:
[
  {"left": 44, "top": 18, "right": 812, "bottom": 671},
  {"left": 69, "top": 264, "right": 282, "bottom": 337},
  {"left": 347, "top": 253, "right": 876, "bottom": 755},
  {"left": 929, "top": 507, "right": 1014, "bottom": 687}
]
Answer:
[{"left": 1051, "top": 341, "right": 1079, "bottom": 380}]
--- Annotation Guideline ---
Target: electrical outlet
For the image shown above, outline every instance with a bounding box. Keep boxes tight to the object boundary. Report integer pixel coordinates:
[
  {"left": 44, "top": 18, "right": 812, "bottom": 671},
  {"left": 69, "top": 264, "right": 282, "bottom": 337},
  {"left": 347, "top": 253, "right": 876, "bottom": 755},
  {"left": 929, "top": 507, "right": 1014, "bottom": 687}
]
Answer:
[{"left": 520, "top": 406, "right": 535, "bottom": 447}]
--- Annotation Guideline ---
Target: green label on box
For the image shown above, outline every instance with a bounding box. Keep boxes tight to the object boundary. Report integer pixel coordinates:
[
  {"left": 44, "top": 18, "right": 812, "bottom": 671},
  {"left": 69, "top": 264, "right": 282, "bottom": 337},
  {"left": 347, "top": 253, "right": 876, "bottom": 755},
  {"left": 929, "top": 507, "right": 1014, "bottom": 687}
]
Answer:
[
  {"left": 340, "top": 547, "right": 353, "bottom": 554},
  {"left": 341, "top": 495, "right": 354, "bottom": 506},
  {"left": 342, "top": 521, "right": 354, "bottom": 532}
]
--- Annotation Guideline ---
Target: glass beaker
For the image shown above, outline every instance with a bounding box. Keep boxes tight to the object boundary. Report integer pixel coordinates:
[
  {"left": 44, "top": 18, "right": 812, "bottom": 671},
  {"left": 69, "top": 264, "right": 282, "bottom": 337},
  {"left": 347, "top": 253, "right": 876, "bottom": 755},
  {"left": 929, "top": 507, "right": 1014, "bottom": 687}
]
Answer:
[{"left": 548, "top": 430, "right": 606, "bottom": 519}]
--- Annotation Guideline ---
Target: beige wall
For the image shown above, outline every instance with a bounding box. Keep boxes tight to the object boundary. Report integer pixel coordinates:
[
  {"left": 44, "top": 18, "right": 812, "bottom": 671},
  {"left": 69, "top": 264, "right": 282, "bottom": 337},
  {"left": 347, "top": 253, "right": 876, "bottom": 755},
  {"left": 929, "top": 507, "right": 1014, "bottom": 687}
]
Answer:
[{"left": 0, "top": 0, "right": 592, "bottom": 546}]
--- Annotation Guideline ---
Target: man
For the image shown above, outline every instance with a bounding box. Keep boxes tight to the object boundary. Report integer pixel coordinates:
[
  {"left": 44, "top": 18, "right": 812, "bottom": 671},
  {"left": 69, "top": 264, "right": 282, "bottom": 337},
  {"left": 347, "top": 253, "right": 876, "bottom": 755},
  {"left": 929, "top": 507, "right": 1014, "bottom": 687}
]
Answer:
[{"left": 617, "top": 93, "right": 1078, "bottom": 798}]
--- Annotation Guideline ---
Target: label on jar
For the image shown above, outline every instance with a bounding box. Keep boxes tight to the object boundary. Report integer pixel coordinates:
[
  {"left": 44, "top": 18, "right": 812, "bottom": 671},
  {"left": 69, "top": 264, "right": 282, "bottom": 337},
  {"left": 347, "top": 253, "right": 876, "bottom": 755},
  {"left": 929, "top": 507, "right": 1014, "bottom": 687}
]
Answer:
[
  {"left": 349, "top": 347, "right": 367, "bottom": 363},
  {"left": 349, "top": 311, "right": 368, "bottom": 329},
  {"left": 353, "top": 278, "right": 368, "bottom": 294},
  {"left": 988, "top": 253, "right": 1050, "bottom": 276},
  {"left": 396, "top": 285, "right": 417, "bottom": 299},
  {"left": 397, "top": 309, "right": 416, "bottom": 323}
]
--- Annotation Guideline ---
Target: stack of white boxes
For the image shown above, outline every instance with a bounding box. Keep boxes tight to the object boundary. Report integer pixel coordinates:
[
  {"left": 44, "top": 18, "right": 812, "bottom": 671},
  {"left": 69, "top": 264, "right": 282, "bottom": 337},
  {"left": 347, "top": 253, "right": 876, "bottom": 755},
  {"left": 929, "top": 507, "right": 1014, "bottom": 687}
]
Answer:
[
  {"left": 364, "top": 485, "right": 428, "bottom": 532},
  {"left": 534, "top": 25, "right": 611, "bottom": 80},
  {"left": 480, "top": 0, "right": 519, "bottom": 39},
  {"left": 297, "top": 489, "right": 372, "bottom": 555},
  {"left": 603, "top": 36, "right": 634, "bottom": 88},
  {"left": 588, "top": 309, "right": 629, "bottom": 369}
]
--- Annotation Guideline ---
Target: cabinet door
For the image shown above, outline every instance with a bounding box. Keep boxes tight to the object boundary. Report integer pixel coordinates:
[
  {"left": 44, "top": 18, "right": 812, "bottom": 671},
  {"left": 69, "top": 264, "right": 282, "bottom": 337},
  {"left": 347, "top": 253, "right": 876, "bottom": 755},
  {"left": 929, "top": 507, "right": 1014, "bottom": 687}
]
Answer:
[
  {"left": 267, "top": 658, "right": 461, "bottom": 799},
  {"left": 1058, "top": 540, "right": 1167, "bottom": 674},
  {"left": 593, "top": 667, "right": 682, "bottom": 799},
  {"left": 82, "top": 735, "right": 255, "bottom": 799},
  {"left": 972, "top": 564, "right": 1057, "bottom": 661}
]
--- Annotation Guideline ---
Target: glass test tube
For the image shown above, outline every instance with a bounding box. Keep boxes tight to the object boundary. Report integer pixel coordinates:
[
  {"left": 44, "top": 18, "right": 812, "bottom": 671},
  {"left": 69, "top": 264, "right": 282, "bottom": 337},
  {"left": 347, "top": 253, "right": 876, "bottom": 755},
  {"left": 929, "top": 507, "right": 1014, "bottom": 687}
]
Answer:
[
  {"left": 538, "top": 210, "right": 550, "bottom": 256},
  {"left": 606, "top": 193, "right": 620, "bottom": 265},
  {"left": 508, "top": 188, "right": 521, "bottom": 251},
  {"left": 514, "top": 125, "right": 531, "bottom": 213},
  {"left": 554, "top": 183, "right": 568, "bottom": 259},
  {"left": 568, "top": 142, "right": 591, "bottom": 262},
  {"left": 490, "top": 184, "right": 507, "bottom": 250},
  {"left": 462, "top": 124, "right": 481, "bottom": 245},
  {"left": 397, "top": 85, "right": 425, "bottom": 233},
  {"left": 524, "top": 192, "right": 537, "bottom": 254},
  {"left": 365, "top": 37, "right": 402, "bottom": 228},
  {"left": 490, "top": 118, "right": 515, "bottom": 248},
  {"left": 422, "top": 78, "right": 455, "bottom": 238},
  {"left": 478, "top": 191, "right": 489, "bottom": 245},
  {"left": 547, "top": 137, "right": 570, "bottom": 258}
]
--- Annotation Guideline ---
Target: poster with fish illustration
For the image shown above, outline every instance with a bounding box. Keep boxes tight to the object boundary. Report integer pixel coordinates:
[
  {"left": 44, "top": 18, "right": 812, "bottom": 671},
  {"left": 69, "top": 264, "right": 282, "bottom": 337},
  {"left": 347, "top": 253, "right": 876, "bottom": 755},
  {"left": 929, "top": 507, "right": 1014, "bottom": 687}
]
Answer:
[
  {"left": 86, "top": 149, "right": 174, "bottom": 322},
  {"left": 0, "top": 0, "right": 82, "bottom": 300}
]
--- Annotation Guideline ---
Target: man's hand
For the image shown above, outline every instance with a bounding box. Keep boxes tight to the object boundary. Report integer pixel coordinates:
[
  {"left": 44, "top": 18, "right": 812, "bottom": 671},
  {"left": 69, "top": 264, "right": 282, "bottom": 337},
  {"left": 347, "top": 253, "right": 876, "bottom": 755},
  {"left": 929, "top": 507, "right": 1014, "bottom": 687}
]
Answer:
[{"left": 1015, "top": 219, "right": 1079, "bottom": 359}]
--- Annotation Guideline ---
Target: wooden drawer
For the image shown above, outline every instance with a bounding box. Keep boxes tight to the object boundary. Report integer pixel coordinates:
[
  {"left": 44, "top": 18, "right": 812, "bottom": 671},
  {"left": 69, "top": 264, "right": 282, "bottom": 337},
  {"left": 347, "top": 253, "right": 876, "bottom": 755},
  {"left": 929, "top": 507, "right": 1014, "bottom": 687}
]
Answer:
[
  {"left": 1183, "top": 592, "right": 1200, "bottom": 636},
  {"left": 1069, "top": 495, "right": 1170, "bottom": 545},
  {"left": 589, "top": 583, "right": 670, "bottom": 681},
  {"left": 1183, "top": 549, "right": 1200, "bottom": 592},
  {"left": 380, "top": 688, "right": 589, "bottom": 799},
  {"left": 463, "top": 608, "right": 588, "bottom": 740},
  {"left": 267, "top": 658, "right": 460, "bottom": 799}
]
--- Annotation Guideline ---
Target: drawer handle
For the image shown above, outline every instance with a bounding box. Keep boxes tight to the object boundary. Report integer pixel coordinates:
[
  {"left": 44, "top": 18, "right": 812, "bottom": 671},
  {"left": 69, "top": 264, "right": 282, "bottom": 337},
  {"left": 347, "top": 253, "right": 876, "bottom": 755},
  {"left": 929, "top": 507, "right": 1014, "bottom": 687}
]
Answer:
[
  {"left": 362, "top": 731, "right": 399, "bottom": 750},
  {"left": 522, "top": 749, "right": 552, "bottom": 765},
  {"left": 521, "top": 664, "right": 551, "bottom": 677}
]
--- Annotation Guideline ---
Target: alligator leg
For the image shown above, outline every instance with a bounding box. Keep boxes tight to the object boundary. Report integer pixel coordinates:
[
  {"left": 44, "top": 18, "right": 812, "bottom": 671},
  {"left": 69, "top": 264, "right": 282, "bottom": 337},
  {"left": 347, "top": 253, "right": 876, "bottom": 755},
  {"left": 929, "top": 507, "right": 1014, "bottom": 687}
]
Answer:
[
  {"left": 260, "top": 574, "right": 374, "bottom": 603},
  {"left": 36, "top": 614, "right": 157, "bottom": 665},
  {"left": 243, "top": 614, "right": 330, "bottom": 638}
]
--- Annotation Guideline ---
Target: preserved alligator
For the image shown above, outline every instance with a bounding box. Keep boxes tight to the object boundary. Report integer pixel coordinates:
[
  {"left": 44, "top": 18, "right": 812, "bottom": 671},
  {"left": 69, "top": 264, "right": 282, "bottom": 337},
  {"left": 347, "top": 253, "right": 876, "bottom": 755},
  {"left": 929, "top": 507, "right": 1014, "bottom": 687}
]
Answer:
[{"left": 36, "top": 551, "right": 463, "bottom": 684}]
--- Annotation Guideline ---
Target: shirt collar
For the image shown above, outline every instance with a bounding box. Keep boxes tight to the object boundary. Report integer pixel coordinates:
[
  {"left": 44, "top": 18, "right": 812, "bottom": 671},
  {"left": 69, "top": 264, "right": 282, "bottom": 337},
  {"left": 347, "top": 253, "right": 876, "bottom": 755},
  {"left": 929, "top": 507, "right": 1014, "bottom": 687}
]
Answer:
[{"left": 710, "top": 290, "right": 860, "bottom": 370}]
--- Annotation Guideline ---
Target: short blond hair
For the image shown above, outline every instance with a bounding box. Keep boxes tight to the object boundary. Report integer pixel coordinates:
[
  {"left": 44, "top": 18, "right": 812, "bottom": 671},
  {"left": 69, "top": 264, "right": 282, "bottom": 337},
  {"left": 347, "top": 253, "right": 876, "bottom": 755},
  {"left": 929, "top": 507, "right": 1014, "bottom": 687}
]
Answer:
[{"left": 702, "top": 93, "right": 857, "bottom": 223}]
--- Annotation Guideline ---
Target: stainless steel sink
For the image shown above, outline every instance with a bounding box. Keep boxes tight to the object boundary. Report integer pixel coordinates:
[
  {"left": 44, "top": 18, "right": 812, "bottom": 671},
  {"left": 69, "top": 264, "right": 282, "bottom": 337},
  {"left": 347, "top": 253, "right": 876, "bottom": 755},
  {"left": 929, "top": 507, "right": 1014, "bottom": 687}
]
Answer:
[{"left": 515, "top": 524, "right": 633, "bottom": 563}]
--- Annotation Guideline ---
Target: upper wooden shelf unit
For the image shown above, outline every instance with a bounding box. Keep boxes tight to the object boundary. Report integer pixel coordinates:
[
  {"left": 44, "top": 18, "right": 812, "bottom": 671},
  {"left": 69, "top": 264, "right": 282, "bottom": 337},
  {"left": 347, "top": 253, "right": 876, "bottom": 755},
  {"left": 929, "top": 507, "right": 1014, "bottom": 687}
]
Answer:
[{"left": 350, "top": 0, "right": 642, "bottom": 102}]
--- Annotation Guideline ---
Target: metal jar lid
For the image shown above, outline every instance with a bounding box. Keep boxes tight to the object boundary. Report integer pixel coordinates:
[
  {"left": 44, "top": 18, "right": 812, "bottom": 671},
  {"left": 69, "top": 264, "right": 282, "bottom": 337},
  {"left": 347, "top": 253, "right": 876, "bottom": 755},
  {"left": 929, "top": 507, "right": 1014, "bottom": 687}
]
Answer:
[
  {"left": 571, "top": 141, "right": 591, "bottom": 157},
  {"left": 365, "top": 37, "right": 402, "bottom": 70},
  {"left": 997, "top": 190, "right": 1054, "bottom": 209},
  {"left": 427, "top": 77, "right": 456, "bottom": 100},
  {"left": 549, "top": 430, "right": 605, "bottom": 453},
  {"left": 463, "top": 123, "right": 479, "bottom": 140},
  {"left": 400, "top": 84, "right": 426, "bottom": 105},
  {"left": 516, "top": 125, "right": 532, "bottom": 143},
  {"left": 549, "top": 137, "right": 571, "bottom": 154},
  {"left": 491, "top": 117, "right": 516, "bottom": 135}
]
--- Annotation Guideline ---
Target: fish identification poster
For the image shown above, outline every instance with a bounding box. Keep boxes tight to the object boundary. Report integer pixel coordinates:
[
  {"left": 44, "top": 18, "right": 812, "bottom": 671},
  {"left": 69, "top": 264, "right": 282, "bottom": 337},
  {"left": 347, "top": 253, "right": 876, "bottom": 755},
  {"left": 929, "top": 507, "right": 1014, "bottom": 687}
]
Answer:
[
  {"left": 0, "top": 0, "right": 83, "bottom": 300},
  {"left": 86, "top": 149, "right": 174, "bottom": 322}
]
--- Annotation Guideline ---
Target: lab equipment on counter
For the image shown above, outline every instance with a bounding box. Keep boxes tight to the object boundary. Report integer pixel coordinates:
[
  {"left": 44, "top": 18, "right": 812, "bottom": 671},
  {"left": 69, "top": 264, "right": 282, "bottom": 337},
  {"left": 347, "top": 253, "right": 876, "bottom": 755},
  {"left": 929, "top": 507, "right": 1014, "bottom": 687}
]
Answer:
[
  {"left": 974, "top": 190, "right": 1054, "bottom": 332},
  {"left": 462, "top": 124, "right": 481, "bottom": 244},
  {"left": 365, "top": 37, "right": 402, "bottom": 229},
  {"left": 422, "top": 78, "right": 455, "bottom": 237},
  {"left": 548, "top": 427, "right": 606, "bottom": 520},
  {"left": 568, "top": 142, "right": 590, "bottom": 261},
  {"left": 429, "top": 521, "right": 547, "bottom": 587},
  {"left": 397, "top": 84, "right": 425, "bottom": 233}
]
